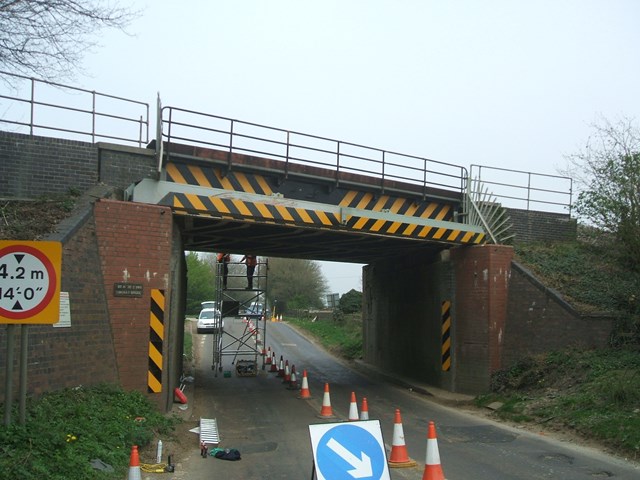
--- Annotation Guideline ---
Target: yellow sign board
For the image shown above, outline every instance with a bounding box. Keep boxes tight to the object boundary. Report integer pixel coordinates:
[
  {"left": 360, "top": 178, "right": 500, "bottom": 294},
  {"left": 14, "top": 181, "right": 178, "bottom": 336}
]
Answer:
[{"left": 0, "top": 241, "right": 62, "bottom": 324}]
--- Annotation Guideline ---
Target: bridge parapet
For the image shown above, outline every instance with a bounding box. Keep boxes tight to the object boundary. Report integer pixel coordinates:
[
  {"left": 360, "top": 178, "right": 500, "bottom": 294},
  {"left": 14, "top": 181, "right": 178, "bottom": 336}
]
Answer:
[{"left": 159, "top": 105, "right": 468, "bottom": 202}]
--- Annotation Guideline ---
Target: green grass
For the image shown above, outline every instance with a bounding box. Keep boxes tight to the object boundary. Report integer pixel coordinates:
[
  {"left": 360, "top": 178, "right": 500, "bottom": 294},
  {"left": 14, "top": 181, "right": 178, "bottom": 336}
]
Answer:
[
  {"left": 0, "top": 384, "right": 179, "bottom": 480},
  {"left": 515, "top": 238, "right": 640, "bottom": 342},
  {"left": 476, "top": 349, "right": 640, "bottom": 459},
  {"left": 286, "top": 312, "right": 363, "bottom": 360},
  {"left": 0, "top": 330, "right": 192, "bottom": 479},
  {"left": 184, "top": 329, "right": 193, "bottom": 363}
]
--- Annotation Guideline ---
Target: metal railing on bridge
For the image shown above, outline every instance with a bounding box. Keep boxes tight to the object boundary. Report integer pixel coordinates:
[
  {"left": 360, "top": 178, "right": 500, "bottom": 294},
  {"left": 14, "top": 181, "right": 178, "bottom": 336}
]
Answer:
[
  {"left": 0, "top": 71, "right": 149, "bottom": 146},
  {"left": 0, "top": 70, "right": 575, "bottom": 240},
  {"left": 470, "top": 164, "right": 573, "bottom": 215},
  {"left": 159, "top": 105, "right": 468, "bottom": 201}
]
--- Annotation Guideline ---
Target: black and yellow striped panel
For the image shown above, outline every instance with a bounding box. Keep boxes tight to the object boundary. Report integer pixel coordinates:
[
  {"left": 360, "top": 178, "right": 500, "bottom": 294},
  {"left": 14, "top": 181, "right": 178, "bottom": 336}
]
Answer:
[
  {"left": 167, "top": 163, "right": 274, "bottom": 196},
  {"left": 441, "top": 300, "right": 451, "bottom": 372},
  {"left": 168, "top": 193, "right": 485, "bottom": 245},
  {"left": 148, "top": 289, "right": 165, "bottom": 393},
  {"left": 167, "top": 163, "right": 455, "bottom": 223},
  {"left": 339, "top": 190, "right": 453, "bottom": 221},
  {"left": 171, "top": 192, "right": 341, "bottom": 227}
]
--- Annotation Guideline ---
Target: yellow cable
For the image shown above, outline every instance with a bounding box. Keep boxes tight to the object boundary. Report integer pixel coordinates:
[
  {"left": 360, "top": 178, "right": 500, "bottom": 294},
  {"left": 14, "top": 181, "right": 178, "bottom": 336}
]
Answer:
[{"left": 140, "top": 462, "right": 169, "bottom": 473}]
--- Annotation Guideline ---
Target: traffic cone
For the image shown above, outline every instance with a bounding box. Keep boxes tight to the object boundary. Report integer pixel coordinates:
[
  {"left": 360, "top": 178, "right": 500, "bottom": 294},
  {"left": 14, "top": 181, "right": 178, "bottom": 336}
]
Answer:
[
  {"left": 422, "top": 421, "right": 445, "bottom": 480},
  {"left": 281, "top": 360, "right": 290, "bottom": 382},
  {"left": 298, "top": 369, "right": 312, "bottom": 399},
  {"left": 270, "top": 352, "right": 278, "bottom": 372},
  {"left": 388, "top": 409, "right": 417, "bottom": 468},
  {"left": 127, "top": 445, "right": 142, "bottom": 480},
  {"left": 265, "top": 346, "right": 272, "bottom": 364},
  {"left": 317, "top": 383, "right": 335, "bottom": 418},
  {"left": 348, "top": 392, "right": 359, "bottom": 421},
  {"left": 360, "top": 397, "right": 369, "bottom": 420},
  {"left": 287, "top": 365, "right": 299, "bottom": 390},
  {"left": 277, "top": 356, "right": 285, "bottom": 377}
]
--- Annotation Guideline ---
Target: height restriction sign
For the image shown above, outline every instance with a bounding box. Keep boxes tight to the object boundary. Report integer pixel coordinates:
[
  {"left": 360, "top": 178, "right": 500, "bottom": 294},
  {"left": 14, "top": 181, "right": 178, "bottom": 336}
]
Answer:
[{"left": 0, "top": 241, "right": 61, "bottom": 324}]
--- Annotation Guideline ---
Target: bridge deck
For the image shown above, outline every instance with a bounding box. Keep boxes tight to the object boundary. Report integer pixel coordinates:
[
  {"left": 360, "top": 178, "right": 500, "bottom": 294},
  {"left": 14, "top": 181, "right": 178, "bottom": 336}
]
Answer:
[{"left": 133, "top": 143, "right": 485, "bottom": 263}]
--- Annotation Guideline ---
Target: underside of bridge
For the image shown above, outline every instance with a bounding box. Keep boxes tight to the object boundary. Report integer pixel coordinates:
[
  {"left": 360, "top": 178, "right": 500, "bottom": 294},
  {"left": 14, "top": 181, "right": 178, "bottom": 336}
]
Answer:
[
  {"left": 129, "top": 143, "right": 508, "bottom": 394},
  {"left": 133, "top": 142, "right": 485, "bottom": 264}
]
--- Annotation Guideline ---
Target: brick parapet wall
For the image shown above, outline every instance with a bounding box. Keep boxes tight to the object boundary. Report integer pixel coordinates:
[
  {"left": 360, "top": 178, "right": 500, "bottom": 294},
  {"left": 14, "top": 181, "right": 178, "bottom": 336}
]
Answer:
[
  {"left": 96, "top": 142, "right": 157, "bottom": 189},
  {"left": 507, "top": 208, "right": 577, "bottom": 244},
  {"left": 0, "top": 131, "right": 98, "bottom": 197},
  {"left": 0, "top": 132, "right": 156, "bottom": 198},
  {"left": 94, "top": 199, "right": 173, "bottom": 401},
  {"left": 502, "top": 261, "right": 613, "bottom": 367}
]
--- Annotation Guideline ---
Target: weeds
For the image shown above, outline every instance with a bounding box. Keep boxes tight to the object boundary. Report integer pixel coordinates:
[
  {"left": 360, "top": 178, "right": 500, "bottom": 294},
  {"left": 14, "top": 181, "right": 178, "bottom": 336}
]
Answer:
[
  {"left": 0, "top": 384, "right": 179, "bottom": 480},
  {"left": 479, "top": 349, "right": 640, "bottom": 459}
]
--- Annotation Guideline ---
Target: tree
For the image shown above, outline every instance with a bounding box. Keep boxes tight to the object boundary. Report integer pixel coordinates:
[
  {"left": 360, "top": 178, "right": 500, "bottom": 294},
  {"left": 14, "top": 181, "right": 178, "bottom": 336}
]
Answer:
[
  {"left": 0, "top": 0, "right": 137, "bottom": 81},
  {"left": 267, "top": 258, "right": 327, "bottom": 312},
  {"left": 185, "top": 251, "right": 216, "bottom": 314},
  {"left": 339, "top": 289, "right": 362, "bottom": 314},
  {"left": 564, "top": 116, "right": 640, "bottom": 268}
]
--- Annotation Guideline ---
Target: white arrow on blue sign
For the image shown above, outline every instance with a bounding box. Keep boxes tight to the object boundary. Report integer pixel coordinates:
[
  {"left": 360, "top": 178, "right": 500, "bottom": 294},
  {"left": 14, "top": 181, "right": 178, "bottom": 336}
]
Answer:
[{"left": 309, "top": 420, "right": 391, "bottom": 480}]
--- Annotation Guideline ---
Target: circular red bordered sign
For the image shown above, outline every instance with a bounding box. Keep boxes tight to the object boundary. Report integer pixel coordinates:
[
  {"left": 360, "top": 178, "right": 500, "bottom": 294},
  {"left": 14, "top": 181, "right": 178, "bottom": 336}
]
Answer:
[{"left": 0, "top": 244, "right": 57, "bottom": 320}]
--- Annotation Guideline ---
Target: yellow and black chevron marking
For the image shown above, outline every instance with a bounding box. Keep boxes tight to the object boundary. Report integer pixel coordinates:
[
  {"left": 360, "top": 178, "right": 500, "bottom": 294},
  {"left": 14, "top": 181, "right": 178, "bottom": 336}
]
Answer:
[
  {"left": 168, "top": 193, "right": 485, "bottom": 245},
  {"left": 441, "top": 300, "right": 451, "bottom": 372},
  {"left": 171, "top": 192, "right": 342, "bottom": 227},
  {"left": 339, "top": 190, "right": 453, "bottom": 221},
  {"left": 167, "top": 163, "right": 274, "bottom": 196},
  {"left": 148, "top": 289, "right": 165, "bottom": 393}
]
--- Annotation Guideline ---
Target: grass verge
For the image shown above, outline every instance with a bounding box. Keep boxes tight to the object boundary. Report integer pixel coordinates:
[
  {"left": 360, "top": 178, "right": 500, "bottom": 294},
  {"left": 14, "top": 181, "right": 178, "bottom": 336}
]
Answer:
[
  {"left": 0, "top": 384, "right": 179, "bottom": 479},
  {"left": 286, "top": 312, "right": 363, "bottom": 360},
  {"left": 476, "top": 348, "right": 640, "bottom": 459}
]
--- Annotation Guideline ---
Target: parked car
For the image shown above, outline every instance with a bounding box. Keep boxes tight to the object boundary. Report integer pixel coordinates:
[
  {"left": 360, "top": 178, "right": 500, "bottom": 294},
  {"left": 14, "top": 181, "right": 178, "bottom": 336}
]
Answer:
[
  {"left": 243, "top": 302, "right": 269, "bottom": 320},
  {"left": 197, "top": 307, "right": 223, "bottom": 334}
]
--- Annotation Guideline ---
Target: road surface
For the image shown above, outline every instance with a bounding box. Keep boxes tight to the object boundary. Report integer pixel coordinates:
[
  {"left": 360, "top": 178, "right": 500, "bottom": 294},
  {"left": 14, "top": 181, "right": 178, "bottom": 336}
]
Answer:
[{"left": 166, "top": 318, "right": 639, "bottom": 479}]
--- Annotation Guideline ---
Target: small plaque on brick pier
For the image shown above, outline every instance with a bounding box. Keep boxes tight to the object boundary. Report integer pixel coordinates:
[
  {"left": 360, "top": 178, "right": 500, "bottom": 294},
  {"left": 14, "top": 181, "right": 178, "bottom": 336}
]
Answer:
[{"left": 113, "top": 282, "right": 143, "bottom": 297}]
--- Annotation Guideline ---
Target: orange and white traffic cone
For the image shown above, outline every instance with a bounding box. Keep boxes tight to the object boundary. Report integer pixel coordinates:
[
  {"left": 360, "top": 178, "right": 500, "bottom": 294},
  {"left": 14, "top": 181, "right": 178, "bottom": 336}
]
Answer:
[
  {"left": 317, "top": 383, "right": 335, "bottom": 418},
  {"left": 277, "top": 356, "right": 285, "bottom": 377},
  {"left": 127, "top": 445, "right": 142, "bottom": 480},
  {"left": 288, "top": 365, "right": 299, "bottom": 390},
  {"left": 282, "top": 360, "right": 291, "bottom": 383},
  {"left": 348, "top": 392, "right": 359, "bottom": 421},
  {"left": 360, "top": 397, "right": 369, "bottom": 420},
  {"left": 270, "top": 352, "right": 278, "bottom": 372},
  {"left": 298, "top": 369, "right": 312, "bottom": 399},
  {"left": 388, "top": 408, "right": 417, "bottom": 468},
  {"left": 265, "top": 346, "right": 272, "bottom": 364},
  {"left": 422, "top": 421, "right": 445, "bottom": 480}
]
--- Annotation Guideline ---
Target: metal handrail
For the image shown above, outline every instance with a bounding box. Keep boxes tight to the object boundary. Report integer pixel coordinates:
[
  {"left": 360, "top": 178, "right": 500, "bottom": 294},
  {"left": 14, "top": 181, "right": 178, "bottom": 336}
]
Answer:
[
  {"left": 0, "top": 70, "right": 574, "bottom": 220},
  {"left": 0, "top": 70, "right": 149, "bottom": 146},
  {"left": 160, "top": 105, "right": 468, "bottom": 200},
  {"left": 470, "top": 164, "right": 573, "bottom": 214}
]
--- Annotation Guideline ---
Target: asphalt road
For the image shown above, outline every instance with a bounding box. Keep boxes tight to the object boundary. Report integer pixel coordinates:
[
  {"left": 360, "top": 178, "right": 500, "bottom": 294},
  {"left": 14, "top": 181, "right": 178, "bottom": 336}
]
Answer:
[{"left": 167, "top": 318, "right": 639, "bottom": 479}]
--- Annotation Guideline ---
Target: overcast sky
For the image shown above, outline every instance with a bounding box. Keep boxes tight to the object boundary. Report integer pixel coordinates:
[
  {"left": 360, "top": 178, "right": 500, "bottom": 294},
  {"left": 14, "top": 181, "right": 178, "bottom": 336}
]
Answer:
[{"left": 16, "top": 1, "right": 640, "bottom": 295}]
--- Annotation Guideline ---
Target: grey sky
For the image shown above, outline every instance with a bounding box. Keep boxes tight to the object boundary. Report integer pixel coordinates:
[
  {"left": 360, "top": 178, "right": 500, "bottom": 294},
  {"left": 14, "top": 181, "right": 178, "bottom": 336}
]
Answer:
[{"left": 34, "top": 1, "right": 640, "bottom": 294}]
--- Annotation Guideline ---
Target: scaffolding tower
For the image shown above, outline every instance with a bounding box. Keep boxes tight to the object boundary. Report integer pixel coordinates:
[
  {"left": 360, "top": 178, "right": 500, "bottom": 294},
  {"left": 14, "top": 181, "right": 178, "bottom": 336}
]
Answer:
[{"left": 210, "top": 256, "right": 269, "bottom": 376}]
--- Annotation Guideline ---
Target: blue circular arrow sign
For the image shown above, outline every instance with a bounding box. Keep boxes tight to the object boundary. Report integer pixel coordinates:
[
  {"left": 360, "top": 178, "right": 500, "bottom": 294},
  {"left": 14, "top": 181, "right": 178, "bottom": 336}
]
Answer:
[{"left": 316, "top": 423, "right": 387, "bottom": 480}]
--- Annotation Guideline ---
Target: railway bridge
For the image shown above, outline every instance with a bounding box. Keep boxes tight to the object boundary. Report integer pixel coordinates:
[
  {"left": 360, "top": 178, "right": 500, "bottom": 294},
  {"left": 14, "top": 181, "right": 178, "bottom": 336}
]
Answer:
[{"left": 1, "top": 74, "right": 604, "bottom": 413}]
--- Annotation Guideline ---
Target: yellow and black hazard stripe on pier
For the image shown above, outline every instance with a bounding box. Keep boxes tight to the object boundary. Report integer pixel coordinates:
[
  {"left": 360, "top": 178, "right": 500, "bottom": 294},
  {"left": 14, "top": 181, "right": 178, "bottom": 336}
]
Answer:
[
  {"left": 169, "top": 192, "right": 485, "bottom": 245},
  {"left": 148, "top": 289, "right": 165, "bottom": 393},
  {"left": 441, "top": 300, "right": 452, "bottom": 372}
]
